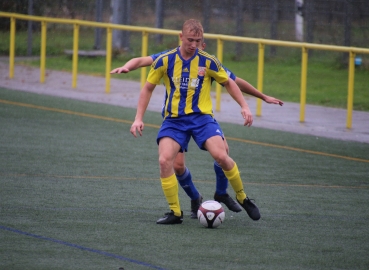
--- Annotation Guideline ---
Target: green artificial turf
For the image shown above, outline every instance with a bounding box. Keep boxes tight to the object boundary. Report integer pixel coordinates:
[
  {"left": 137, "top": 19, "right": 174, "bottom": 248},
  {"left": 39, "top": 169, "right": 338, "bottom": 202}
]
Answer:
[{"left": 1, "top": 88, "right": 368, "bottom": 270}]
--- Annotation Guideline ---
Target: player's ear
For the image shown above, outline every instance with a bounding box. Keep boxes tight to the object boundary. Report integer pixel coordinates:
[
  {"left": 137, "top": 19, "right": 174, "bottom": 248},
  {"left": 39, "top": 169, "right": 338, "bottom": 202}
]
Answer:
[{"left": 202, "top": 43, "right": 206, "bottom": 50}]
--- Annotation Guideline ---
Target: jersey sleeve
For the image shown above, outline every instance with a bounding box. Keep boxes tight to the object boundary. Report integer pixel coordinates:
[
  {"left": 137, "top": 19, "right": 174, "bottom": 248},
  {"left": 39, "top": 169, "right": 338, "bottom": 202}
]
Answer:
[
  {"left": 222, "top": 65, "right": 237, "bottom": 81},
  {"left": 207, "top": 60, "right": 229, "bottom": 85},
  {"left": 147, "top": 56, "right": 167, "bottom": 85},
  {"left": 200, "top": 52, "right": 229, "bottom": 84},
  {"left": 150, "top": 49, "right": 171, "bottom": 61}
]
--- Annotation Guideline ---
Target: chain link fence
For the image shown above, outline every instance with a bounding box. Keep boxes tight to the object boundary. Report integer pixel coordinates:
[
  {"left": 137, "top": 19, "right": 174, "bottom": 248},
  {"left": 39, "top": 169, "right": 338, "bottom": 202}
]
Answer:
[{"left": 1, "top": 0, "right": 368, "bottom": 57}]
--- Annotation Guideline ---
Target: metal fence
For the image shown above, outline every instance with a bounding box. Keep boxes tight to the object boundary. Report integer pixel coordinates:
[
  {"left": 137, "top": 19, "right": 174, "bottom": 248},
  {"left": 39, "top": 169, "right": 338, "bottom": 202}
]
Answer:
[{"left": 1, "top": 11, "right": 369, "bottom": 130}]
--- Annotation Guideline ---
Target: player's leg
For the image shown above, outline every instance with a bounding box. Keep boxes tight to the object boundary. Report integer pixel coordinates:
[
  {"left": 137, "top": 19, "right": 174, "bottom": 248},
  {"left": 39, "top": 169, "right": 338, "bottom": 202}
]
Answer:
[
  {"left": 213, "top": 131, "right": 242, "bottom": 212},
  {"left": 214, "top": 161, "right": 228, "bottom": 195},
  {"left": 204, "top": 136, "right": 260, "bottom": 221},
  {"left": 174, "top": 153, "right": 203, "bottom": 219},
  {"left": 213, "top": 161, "right": 242, "bottom": 212},
  {"left": 214, "top": 136, "right": 230, "bottom": 194},
  {"left": 192, "top": 115, "right": 260, "bottom": 220},
  {"left": 174, "top": 153, "right": 200, "bottom": 200},
  {"left": 156, "top": 137, "right": 183, "bottom": 224}
]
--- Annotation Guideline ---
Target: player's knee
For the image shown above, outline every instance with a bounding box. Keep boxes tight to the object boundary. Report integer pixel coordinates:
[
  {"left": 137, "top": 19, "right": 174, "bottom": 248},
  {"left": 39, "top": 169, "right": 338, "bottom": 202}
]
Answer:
[
  {"left": 158, "top": 156, "right": 173, "bottom": 172},
  {"left": 213, "top": 153, "right": 229, "bottom": 168}
]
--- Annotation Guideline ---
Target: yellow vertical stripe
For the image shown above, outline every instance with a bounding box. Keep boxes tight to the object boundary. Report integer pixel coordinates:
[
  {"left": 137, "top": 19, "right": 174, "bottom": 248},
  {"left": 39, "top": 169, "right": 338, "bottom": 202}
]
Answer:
[
  {"left": 196, "top": 59, "right": 213, "bottom": 114},
  {"left": 162, "top": 57, "right": 170, "bottom": 118},
  {"left": 171, "top": 55, "right": 182, "bottom": 116},
  {"left": 185, "top": 56, "right": 199, "bottom": 114}
]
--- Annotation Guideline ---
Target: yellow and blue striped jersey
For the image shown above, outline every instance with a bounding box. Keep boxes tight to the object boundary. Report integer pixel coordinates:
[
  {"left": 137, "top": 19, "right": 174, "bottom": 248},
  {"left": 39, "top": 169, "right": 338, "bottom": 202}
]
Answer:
[{"left": 147, "top": 47, "right": 229, "bottom": 118}]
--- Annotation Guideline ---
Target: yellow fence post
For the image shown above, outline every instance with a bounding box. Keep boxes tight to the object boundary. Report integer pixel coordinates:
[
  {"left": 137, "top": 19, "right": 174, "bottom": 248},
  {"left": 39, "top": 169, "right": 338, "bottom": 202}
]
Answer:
[
  {"left": 300, "top": 46, "right": 308, "bottom": 123},
  {"left": 9, "top": 16, "right": 16, "bottom": 79},
  {"left": 215, "top": 38, "right": 224, "bottom": 112},
  {"left": 140, "top": 31, "right": 149, "bottom": 89},
  {"left": 40, "top": 21, "right": 47, "bottom": 83},
  {"left": 256, "top": 43, "right": 265, "bottom": 117},
  {"left": 346, "top": 51, "right": 355, "bottom": 129},
  {"left": 72, "top": 23, "right": 79, "bottom": 88},
  {"left": 105, "top": 27, "right": 112, "bottom": 94}
]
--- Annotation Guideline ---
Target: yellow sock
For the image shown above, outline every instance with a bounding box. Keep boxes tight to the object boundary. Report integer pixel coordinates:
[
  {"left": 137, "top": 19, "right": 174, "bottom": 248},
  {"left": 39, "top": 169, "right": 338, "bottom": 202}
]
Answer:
[
  {"left": 160, "top": 174, "right": 181, "bottom": 216},
  {"left": 223, "top": 163, "right": 247, "bottom": 203}
]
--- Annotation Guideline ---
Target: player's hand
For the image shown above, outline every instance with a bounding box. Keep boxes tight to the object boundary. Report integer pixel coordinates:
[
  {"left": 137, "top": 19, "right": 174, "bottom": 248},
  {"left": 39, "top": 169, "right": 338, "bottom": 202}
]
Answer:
[
  {"left": 130, "top": 120, "right": 144, "bottom": 137},
  {"left": 110, "top": 66, "right": 130, "bottom": 74},
  {"left": 264, "top": 95, "right": 284, "bottom": 106},
  {"left": 241, "top": 106, "right": 253, "bottom": 127}
]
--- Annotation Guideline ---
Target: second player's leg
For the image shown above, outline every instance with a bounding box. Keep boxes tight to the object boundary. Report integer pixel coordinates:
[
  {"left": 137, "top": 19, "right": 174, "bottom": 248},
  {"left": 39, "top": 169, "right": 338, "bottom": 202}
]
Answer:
[
  {"left": 174, "top": 152, "right": 202, "bottom": 218},
  {"left": 204, "top": 136, "right": 260, "bottom": 220}
]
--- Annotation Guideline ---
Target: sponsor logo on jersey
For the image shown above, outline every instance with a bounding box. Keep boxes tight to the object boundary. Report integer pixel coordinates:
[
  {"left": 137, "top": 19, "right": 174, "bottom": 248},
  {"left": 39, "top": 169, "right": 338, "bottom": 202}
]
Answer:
[
  {"left": 171, "top": 77, "right": 200, "bottom": 89},
  {"left": 182, "top": 68, "right": 189, "bottom": 72},
  {"left": 198, "top": 67, "right": 206, "bottom": 76}
]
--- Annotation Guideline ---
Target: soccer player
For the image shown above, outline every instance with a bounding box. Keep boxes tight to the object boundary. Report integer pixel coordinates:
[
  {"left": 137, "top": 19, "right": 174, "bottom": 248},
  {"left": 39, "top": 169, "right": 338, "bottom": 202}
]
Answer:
[
  {"left": 111, "top": 35, "right": 283, "bottom": 220},
  {"left": 129, "top": 19, "right": 261, "bottom": 224}
]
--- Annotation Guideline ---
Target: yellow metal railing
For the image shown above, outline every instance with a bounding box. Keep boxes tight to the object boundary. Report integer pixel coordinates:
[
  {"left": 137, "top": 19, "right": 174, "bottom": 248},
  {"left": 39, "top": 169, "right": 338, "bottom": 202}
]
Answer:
[
  {"left": 300, "top": 47, "right": 308, "bottom": 122},
  {"left": 105, "top": 27, "right": 113, "bottom": 93},
  {"left": 1, "top": 11, "right": 369, "bottom": 129},
  {"left": 0, "top": 12, "right": 180, "bottom": 95},
  {"left": 140, "top": 31, "right": 149, "bottom": 88},
  {"left": 72, "top": 23, "right": 79, "bottom": 88},
  {"left": 215, "top": 38, "right": 224, "bottom": 111},
  {"left": 256, "top": 43, "right": 265, "bottom": 117}
]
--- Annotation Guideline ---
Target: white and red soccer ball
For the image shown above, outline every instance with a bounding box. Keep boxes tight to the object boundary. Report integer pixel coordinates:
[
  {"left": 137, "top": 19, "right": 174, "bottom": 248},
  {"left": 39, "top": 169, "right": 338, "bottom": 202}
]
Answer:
[{"left": 197, "top": 200, "right": 225, "bottom": 228}]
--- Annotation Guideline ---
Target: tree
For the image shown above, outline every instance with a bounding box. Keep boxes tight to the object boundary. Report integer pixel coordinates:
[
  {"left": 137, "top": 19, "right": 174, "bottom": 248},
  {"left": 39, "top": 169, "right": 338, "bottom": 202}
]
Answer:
[
  {"left": 155, "top": 0, "right": 164, "bottom": 44},
  {"left": 270, "top": 0, "right": 279, "bottom": 56},
  {"left": 202, "top": 0, "right": 211, "bottom": 32},
  {"left": 111, "top": 0, "right": 131, "bottom": 51},
  {"left": 94, "top": 0, "right": 103, "bottom": 50},
  {"left": 234, "top": 0, "right": 244, "bottom": 59}
]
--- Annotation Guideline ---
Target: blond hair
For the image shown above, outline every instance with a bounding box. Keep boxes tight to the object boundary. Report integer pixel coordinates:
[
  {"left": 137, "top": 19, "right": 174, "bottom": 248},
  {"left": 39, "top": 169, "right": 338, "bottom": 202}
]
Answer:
[{"left": 182, "top": 19, "right": 203, "bottom": 36}]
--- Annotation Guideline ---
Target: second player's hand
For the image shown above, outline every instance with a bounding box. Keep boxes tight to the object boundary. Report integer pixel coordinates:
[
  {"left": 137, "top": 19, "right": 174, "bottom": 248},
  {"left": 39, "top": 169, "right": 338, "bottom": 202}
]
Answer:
[
  {"left": 110, "top": 67, "right": 130, "bottom": 74},
  {"left": 264, "top": 95, "right": 284, "bottom": 106},
  {"left": 130, "top": 120, "right": 144, "bottom": 137},
  {"left": 241, "top": 107, "right": 253, "bottom": 127}
]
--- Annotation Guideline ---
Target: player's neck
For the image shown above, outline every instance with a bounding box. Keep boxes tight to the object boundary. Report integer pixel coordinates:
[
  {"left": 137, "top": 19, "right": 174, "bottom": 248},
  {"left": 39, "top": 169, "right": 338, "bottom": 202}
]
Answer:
[{"left": 179, "top": 46, "right": 195, "bottom": 60}]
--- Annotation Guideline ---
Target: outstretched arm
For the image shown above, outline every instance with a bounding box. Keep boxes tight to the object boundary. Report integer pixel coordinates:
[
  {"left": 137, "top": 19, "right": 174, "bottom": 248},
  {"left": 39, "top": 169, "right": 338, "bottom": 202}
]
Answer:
[
  {"left": 223, "top": 79, "right": 253, "bottom": 127},
  {"left": 130, "top": 82, "right": 156, "bottom": 137},
  {"left": 234, "top": 77, "right": 283, "bottom": 106},
  {"left": 110, "top": 56, "right": 153, "bottom": 74}
]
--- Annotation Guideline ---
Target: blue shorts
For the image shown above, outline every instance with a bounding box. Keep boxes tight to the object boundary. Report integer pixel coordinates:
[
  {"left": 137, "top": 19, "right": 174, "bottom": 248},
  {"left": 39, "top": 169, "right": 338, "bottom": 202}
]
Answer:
[{"left": 157, "top": 114, "right": 224, "bottom": 152}]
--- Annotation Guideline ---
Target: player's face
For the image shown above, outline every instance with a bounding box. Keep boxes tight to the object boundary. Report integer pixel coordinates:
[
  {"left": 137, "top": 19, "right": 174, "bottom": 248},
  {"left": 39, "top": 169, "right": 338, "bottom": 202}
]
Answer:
[{"left": 180, "top": 30, "right": 203, "bottom": 57}]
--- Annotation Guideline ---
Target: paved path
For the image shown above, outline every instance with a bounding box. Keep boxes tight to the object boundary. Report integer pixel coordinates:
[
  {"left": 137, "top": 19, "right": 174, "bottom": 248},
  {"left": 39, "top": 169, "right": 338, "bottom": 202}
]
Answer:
[{"left": 1, "top": 61, "right": 368, "bottom": 144}]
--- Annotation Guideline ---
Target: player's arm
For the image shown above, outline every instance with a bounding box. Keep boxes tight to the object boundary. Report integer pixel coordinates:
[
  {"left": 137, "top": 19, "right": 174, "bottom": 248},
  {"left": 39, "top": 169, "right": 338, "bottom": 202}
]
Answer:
[
  {"left": 130, "top": 82, "right": 156, "bottom": 137},
  {"left": 223, "top": 78, "right": 253, "bottom": 127},
  {"left": 234, "top": 77, "right": 283, "bottom": 106},
  {"left": 110, "top": 56, "right": 153, "bottom": 74}
]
